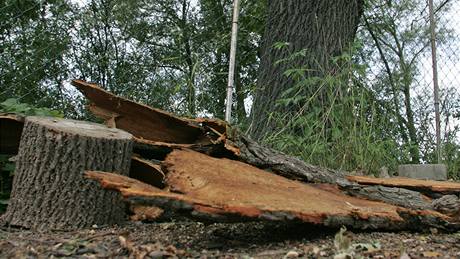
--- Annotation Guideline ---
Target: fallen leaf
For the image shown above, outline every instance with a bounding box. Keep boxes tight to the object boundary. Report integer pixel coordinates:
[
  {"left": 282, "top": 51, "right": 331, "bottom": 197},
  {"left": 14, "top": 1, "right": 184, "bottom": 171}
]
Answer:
[{"left": 422, "top": 251, "right": 442, "bottom": 257}]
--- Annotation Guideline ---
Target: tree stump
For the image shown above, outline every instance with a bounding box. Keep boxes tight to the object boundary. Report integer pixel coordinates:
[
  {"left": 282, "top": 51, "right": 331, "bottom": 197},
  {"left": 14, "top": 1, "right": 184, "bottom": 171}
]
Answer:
[{"left": 2, "top": 116, "right": 133, "bottom": 230}]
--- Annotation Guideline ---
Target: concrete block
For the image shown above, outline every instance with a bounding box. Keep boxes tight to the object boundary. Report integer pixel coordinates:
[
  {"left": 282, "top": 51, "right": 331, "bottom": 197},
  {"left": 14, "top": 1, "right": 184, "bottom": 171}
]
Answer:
[{"left": 398, "top": 164, "right": 447, "bottom": 181}]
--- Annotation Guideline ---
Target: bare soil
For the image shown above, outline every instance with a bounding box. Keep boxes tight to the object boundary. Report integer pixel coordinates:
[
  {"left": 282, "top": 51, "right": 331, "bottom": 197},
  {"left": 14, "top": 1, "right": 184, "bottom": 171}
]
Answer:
[{"left": 1, "top": 219, "right": 460, "bottom": 258}]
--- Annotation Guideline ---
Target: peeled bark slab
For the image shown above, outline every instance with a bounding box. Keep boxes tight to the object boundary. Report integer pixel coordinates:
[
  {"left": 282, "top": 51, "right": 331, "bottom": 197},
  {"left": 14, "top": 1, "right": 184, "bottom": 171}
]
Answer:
[
  {"left": 130, "top": 156, "right": 165, "bottom": 189},
  {"left": 2, "top": 116, "right": 133, "bottom": 230},
  {"left": 0, "top": 114, "right": 24, "bottom": 154},
  {"left": 71, "top": 80, "right": 206, "bottom": 144},
  {"left": 86, "top": 150, "right": 457, "bottom": 231},
  {"left": 71, "top": 80, "right": 459, "bottom": 215},
  {"left": 339, "top": 182, "right": 433, "bottom": 210},
  {"left": 71, "top": 80, "right": 237, "bottom": 158},
  {"left": 347, "top": 175, "right": 460, "bottom": 195}
]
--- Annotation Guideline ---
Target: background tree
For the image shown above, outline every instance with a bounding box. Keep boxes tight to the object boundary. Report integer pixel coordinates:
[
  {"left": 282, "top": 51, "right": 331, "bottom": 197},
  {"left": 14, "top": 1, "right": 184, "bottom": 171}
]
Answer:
[
  {"left": 0, "top": 0, "right": 74, "bottom": 114},
  {"left": 359, "top": 0, "right": 456, "bottom": 164},
  {"left": 249, "top": 0, "right": 364, "bottom": 140}
]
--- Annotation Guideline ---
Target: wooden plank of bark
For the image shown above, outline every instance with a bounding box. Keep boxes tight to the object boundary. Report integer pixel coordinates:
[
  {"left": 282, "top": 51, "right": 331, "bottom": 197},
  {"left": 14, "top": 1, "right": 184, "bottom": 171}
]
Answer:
[
  {"left": 71, "top": 79, "right": 205, "bottom": 144},
  {"left": 346, "top": 175, "right": 460, "bottom": 195},
  {"left": 130, "top": 156, "right": 165, "bottom": 189},
  {"left": 70, "top": 80, "right": 457, "bottom": 214},
  {"left": 229, "top": 135, "right": 451, "bottom": 212},
  {"left": 86, "top": 150, "right": 458, "bottom": 231},
  {"left": 2, "top": 116, "right": 133, "bottom": 230}
]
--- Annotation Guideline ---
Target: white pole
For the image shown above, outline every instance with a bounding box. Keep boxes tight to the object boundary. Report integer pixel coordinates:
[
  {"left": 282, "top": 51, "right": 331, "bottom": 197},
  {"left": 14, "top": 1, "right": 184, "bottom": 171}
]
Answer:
[
  {"left": 225, "top": 0, "right": 241, "bottom": 123},
  {"left": 428, "top": 0, "right": 441, "bottom": 163}
]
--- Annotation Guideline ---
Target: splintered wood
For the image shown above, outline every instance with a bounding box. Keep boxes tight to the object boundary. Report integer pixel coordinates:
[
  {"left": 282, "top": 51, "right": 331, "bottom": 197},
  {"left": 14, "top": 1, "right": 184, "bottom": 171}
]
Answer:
[
  {"left": 71, "top": 79, "right": 238, "bottom": 157},
  {"left": 347, "top": 175, "right": 460, "bottom": 195},
  {"left": 86, "top": 149, "right": 456, "bottom": 230},
  {"left": 71, "top": 80, "right": 228, "bottom": 144},
  {"left": 69, "top": 79, "right": 459, "bottom": 231}
]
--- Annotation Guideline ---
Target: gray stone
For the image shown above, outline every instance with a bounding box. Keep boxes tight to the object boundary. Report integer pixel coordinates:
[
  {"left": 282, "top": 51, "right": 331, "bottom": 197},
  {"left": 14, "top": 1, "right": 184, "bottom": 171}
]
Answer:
[
  {"left": 398, "top": 164, "right": 447, "bottom": 181},
  {"left": 379, "top": 166, "right": 390, "bottom": 178}
]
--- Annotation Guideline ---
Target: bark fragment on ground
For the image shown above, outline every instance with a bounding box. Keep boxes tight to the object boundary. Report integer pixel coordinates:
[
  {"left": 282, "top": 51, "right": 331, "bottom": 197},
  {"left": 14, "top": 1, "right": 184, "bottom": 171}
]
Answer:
[
  {"left": 129, "top": 205, "right": 164, "bottom": 221},
  {"left": 2, "top": 116, "right": 133, "bottom": 230},
  {"left": 339, "top": 181, "right": 434, "bottom": 210},
  {"left": 86, "top": 149, "right": 458, "bottom": 231},
  {"left": 347, "top": 175, "right": 460, "bottom": 195},
  {"left": 229, "top": 134, "right": 346, "bottom": 184}
]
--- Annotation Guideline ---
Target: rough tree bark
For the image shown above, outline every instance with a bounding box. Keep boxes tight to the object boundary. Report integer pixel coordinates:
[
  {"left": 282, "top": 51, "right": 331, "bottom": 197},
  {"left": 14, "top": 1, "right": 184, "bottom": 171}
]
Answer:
[
  {"left": 2, "top": 116, "right": 133, "bottom": 230},
  {"left": 250, "top": 0, "right": 364, "bottom": 140}
]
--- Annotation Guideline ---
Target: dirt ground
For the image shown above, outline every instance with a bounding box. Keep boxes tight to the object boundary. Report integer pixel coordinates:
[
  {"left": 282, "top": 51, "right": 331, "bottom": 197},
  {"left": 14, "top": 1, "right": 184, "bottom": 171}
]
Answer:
[{"left": 1, "top": 218, "right": 460, "bottom": 259}]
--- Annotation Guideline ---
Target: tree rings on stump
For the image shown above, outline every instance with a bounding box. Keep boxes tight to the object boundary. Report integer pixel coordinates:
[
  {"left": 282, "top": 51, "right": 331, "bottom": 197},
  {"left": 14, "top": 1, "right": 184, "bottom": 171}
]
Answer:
[{"left": 2, "top": 116, "right": 133, "bottom": 230}]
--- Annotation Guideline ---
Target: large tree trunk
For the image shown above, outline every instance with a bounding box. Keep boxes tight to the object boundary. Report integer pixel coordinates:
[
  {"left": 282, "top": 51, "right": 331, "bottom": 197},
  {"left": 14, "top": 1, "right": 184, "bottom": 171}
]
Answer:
[
  {"left": 2, "top": 116, "right": 133, "bottom": 230},
  {"left": 250, "top": 0, "right": 364, "bottom": 140}
]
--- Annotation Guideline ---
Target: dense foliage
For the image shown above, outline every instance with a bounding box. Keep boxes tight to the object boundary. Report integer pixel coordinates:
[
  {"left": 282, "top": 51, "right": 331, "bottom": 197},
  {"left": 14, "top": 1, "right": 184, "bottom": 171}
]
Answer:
[{"left": 0, "top": 0, "right": 459, "bottom": 179}]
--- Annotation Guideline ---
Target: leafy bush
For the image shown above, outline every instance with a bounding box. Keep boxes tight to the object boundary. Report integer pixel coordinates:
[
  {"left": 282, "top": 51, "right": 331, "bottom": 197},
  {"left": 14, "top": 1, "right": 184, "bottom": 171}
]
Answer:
[
  {"left": 262, "top": 43, "right": 460, "bottom": 180},
  {"left": 263, "top": 45, "right": 404, "bottom": 175},
  {"left": 0, "top": 98, "right": 63, "bottom": 117}
]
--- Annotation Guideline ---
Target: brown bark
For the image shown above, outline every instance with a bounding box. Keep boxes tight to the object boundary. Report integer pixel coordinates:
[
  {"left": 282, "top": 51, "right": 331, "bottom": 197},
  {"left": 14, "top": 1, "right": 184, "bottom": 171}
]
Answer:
[
  {"left": 73, "top": 79, "right": 460, "bottom": 224},
  {"left": 130, "top": 156, "right": 164, "bottom": 189},
  {"left": 2, "top": 116, "right": 133, "bottom": 230},
  {"left": 250, "top": 0, "right": 364, "bottom": 140},
  {"left": 347, "top": 175, "right": 460, "bottom": 195},
  {"left": 85, "top": 150, "right": 458, "bottom": 231}
]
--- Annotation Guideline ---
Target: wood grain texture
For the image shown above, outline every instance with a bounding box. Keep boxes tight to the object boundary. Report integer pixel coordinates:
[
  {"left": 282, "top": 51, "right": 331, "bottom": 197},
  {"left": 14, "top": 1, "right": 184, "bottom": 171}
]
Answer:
[
  {"left": 347, "top": 175, "right": 460, "bottom": 195},
  {"left": 86, "top": 150, "right": 458, "bottom": 231}
]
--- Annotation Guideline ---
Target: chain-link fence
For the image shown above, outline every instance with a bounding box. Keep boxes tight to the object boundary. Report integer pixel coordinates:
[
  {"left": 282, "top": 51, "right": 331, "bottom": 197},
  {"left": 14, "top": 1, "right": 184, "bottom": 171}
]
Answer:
[
  {"left": 357, "top": 0, "right": 460, "bottom": 167},
  {"left": 432, "top": 0, "right": 460, "bottom": 138}
]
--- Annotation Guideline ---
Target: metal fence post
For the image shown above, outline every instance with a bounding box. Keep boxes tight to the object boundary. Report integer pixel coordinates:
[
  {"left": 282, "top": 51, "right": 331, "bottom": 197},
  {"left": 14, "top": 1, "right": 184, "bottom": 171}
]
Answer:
[
  {"left": 225, "top": 0, "right": 241, "bottom": 123},
  {"left": 429, "top": 0, "right": 441, "bottom": 163}
]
